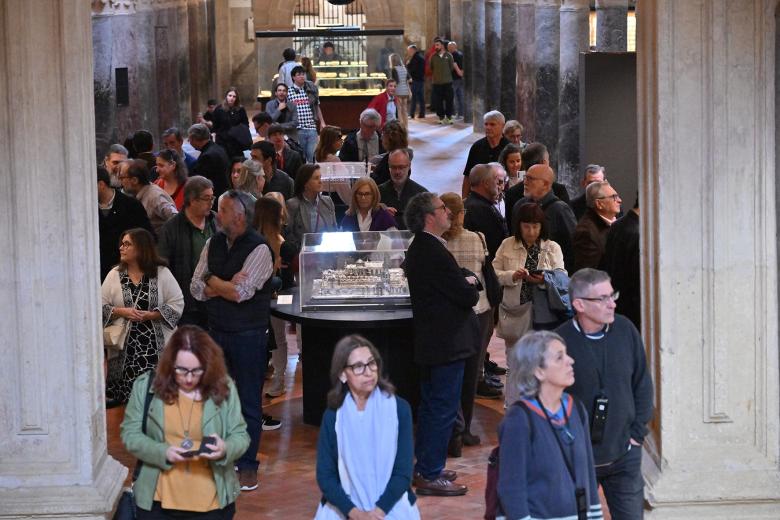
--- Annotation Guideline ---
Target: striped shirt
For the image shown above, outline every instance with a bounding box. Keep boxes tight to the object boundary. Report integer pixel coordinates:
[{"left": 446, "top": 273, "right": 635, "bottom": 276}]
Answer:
[
  {"left": 190, "top": 237, "right": 273, "bottom": 302},
  {"left": 288, "top": 84, "right": 316, "bottom": 130}
]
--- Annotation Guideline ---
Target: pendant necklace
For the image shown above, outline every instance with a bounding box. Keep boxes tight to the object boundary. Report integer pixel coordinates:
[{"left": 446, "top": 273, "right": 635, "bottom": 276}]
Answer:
[{"left": 177, "top": 393, "right": 196, "bottom": 450}]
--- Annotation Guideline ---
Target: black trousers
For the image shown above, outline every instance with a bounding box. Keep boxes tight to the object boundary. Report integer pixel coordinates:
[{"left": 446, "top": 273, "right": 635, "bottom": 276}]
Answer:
[
  {"left": 137, "top": 501, "right": 235, "bottom": 520},
  {"left": 432, "top": 83, "right": 454, "bottom": 118}
]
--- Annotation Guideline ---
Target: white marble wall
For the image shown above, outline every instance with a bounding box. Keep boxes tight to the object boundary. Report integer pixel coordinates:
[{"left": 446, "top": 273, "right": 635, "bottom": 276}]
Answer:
[
  {"left": 638, "top": 0, "right": 780, "bottom": 516},
  {"left": 0, "top": 2, "right": 126, "bottom": 518}
]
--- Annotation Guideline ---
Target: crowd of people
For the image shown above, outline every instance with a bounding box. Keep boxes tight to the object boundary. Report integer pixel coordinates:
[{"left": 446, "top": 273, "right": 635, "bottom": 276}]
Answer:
[{"left": 98, "top": 38, "right": 651, "bottom": 519}]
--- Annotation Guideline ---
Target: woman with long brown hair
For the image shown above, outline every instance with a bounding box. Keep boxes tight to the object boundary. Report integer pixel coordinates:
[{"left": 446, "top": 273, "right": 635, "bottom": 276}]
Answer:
[
  {"left": 212, "top": 86, "right": 250, "bottom": 158},
  {"left": 101, "top": 228, "right": 184, "bottom": 405},
  {"left": 154, "top": 149, "right": 188, "bottom": 210},
  {"left": 315, "top": 126, "right": 343, "bottom": 163},
  {"left": 121, "top": 325, "right": 249, "bottom": 519}
]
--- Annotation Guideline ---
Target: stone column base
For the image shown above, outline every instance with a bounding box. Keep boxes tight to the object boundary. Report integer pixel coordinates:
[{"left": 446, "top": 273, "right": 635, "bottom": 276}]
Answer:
[{"left": 0, "top": 456, "right": 127, "bottom": 519}]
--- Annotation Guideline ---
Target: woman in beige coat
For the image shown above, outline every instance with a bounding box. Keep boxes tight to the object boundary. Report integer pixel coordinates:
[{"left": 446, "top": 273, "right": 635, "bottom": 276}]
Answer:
[{"left": 492, "top": 203, "right": 564, "bottom": 406}]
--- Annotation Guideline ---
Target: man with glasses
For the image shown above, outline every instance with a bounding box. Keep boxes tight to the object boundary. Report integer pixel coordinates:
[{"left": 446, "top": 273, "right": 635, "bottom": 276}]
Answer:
[
  {"left": 157, "top": 176, "right": 217, "bottom": 328},
  {"left": 403, "top": 192, "right": 480, "bottom": 497},
  {"left": 556, "top": 268, "right": 653, "bottom": 520},
  {"left": 573, "top": 180, "right": 622, "bottom": 272},
  {"left": 191, "top": 190, "right": 276, "bottom": 492},
  {"left": 378, "top": 148, "right": 427, "bottom": 230},
  {"left": 339, "top": 108, "right": 385, "bottom": 163},
  {"left": 569, "top": 164, "right": 606, "bottom": 221}
]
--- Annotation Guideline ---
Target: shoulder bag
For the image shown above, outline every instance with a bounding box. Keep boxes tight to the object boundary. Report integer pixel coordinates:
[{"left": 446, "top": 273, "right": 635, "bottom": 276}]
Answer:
[{"left": 104, "top": 283, "right": 142, "bottom": 350}]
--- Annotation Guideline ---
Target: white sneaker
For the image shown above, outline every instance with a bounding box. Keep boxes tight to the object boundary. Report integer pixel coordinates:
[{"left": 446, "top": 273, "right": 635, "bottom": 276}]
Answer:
[{"left": 264, "top": 378, "right": 285, "bottom": 398}]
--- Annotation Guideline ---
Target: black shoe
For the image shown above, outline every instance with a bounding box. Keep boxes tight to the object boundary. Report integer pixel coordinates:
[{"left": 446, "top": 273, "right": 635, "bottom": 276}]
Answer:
[
  {"left": 447, "top": 435, "right": 463, "bottom": 458},
  {"left": 462, "top": 431, "right": 481, "bottom": 446},
  {"left": 476, "top": 380, "right": 502, "bottom": 399},
  {"left": 485, "top": 359, "right": 507, "bottom": 375},
  {"left": 485, "top": 375, "right": 504, "bottom": 389}
]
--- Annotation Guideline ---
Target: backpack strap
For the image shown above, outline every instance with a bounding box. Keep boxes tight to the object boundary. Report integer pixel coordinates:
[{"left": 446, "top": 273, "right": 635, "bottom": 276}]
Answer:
[{"left": 131, "top": 372, "right": 155, "bottom": 482}]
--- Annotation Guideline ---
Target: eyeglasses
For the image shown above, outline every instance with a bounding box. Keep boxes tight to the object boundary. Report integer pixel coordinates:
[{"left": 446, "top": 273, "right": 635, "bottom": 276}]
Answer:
[
  {"left": 432, "top": 203, "right": 448, "bottom": 213},
  {"left": 389, "top": 165, "right": 409, "bottom": 171},
  {"left": 346, "top": 359, "right": 378, "bottom": 376},
  {"left": 174, "top": 366, "right": 205, "bottom": 377},
  {"left": 597, "top": 194, "right": 621, "bottom": 201},
  {"left": 119, "top": 241, "right": 133, "bottom": 249},
  {"left": 198, "top": 195, "right": 216, "bottom": 203},
  {"left": 355, "top": 191, "right": 373, "bottom": 198},
  {"left": 577, "top": 291, "right": 620, "bottom": 304}
]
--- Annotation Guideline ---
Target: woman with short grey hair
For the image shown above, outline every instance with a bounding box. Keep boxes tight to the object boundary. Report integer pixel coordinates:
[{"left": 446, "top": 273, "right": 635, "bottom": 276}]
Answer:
[{"left": 497, "top": 330, "right": 603, "bottom": 520}]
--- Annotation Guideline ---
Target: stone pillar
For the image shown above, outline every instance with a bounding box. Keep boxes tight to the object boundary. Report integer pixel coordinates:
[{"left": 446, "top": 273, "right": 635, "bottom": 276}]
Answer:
[
  {"left": 485, "top": 0, "right": 503, "bottom": 112},
  {"left": 637, "top": 0, "right": 780, "bottom": 517},
  {"left": 595, "top": 0, "right": 627, "bottom": 52},
  {"left": 500, "top": 0, "right": 518, "bottom": 119},
  {"left": 437, "top": 0, "right": 452, "bottom": 39},
  {"left": 462, "top": 0, "right": 475, "bottom": 124},
  {"left": 516, "top": 0, "right": 536, "bottom": 141},
  {"left": 471, "top": 0, "right": 487, "bottom": 131},
  {"left": 0, "top": 1, "right": 127, "bottom": 517},
  {"left": 557, "top": 0, "right": 589, "bottom": 196},
  {"left": 534, "top": 0, "right": 560, "bottom": 167}
]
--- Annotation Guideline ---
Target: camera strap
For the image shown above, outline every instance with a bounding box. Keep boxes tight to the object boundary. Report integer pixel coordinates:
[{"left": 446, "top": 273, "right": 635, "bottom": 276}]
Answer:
[{"left": 573, "top": 317, "right": 608, "bottom": 395}]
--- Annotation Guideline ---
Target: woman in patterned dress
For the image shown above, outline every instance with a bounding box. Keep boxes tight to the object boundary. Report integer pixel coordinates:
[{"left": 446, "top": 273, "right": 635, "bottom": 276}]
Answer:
[{"left": 102, "top": 228, "right": 184, "bottom": 405}]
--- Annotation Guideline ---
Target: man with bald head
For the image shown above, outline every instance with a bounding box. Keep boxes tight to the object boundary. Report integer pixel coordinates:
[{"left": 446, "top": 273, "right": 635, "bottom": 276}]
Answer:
[{"left": 513, "top": 164, "right": 577, "bottom": 271}]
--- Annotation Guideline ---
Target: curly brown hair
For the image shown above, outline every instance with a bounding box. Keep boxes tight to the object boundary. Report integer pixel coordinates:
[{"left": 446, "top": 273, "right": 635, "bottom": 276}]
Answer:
[{"left": 152, "top": 325, "right": 231, "bottom": 406}]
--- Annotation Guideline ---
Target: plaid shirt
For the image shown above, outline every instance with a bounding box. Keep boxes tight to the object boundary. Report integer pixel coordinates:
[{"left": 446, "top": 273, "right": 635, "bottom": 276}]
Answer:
[{"left": 288, "top": 84, "right": 317, "bottom": 130}]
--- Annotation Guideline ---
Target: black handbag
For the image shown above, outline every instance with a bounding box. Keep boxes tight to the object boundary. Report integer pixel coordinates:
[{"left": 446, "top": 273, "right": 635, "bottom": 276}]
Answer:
[
  {"left": 478, "top": 233, "right": 502, "bottom": 307},
  {"left": 112, "top": 373, "right": 155, "bottom": 520}
]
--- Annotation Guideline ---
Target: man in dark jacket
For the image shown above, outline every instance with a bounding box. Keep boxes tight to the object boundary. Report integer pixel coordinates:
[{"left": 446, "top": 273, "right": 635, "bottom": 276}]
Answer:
[
  {"left": 403, "top": 192, "right": 479, "bottom": 497},
  {"left": 406, "top": 44, "right": 426, "bottom": 118},
  {"left": 573, "top": 181, "right": 622, "bottom": 272},
  {"left": 157, "top": 176, "right": 217, "bottom": 328},
  {"left": 569, "top": 164, "right": 606, "bottom": 221},
  {"left": 268, "top": 123, "right": 304, "bottom": 181},
  {"left": 97, "top": 166, "right": 152, "bottom": 282},
  {"left": 188, "top": 123, "right": 230, "bottom": 200},
  {"left": 601, "top": 199, "right": 640, "bottom": 329},
  {"left": 461, "top": 110, "right": 509, "bottom": 198},
  {"left": 556, "top": 268, "right": 653, "bottom": 520},
  {"left": 378, "top": 149, "right": 427, "bottom": 230},
  {"left": 339, "top": 108, "right": 385, "bottom": 163},
  {"left": 513, "top": 164, "right": 578, "bottom": 272}
]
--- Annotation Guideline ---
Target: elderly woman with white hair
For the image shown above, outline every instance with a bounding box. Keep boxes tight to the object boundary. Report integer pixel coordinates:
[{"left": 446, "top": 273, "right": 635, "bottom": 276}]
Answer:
[{"left": 496, "top": 330, "right": 603, "bottom": 520}]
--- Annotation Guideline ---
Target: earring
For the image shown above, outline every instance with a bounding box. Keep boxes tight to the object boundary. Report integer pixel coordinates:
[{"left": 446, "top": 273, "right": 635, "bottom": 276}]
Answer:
[{"left": 340, "top": 376, "right": 347, "bottom": 384}]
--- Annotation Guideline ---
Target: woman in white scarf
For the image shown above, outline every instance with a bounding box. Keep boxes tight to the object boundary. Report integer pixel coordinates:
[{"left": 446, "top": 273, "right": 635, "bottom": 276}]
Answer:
[{"left": 314, "top": 335, "right": 420, "bottom": 520}]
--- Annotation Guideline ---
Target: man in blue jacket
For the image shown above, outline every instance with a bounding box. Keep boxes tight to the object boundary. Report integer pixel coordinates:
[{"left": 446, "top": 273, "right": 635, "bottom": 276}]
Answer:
[
  {"left": 556, "top": 268, "right": 654, "bottom": 520},
  {"left": 403, "top": 192, "right": 480, "bottom": 497}
]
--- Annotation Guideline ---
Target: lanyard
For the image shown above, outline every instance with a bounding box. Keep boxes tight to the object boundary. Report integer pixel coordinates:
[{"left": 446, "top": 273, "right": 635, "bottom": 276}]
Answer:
[
  {"left": 536, "top": 396, "right": 577, "bottom": 486},
  {"left": 574, "top": 318, "right": 608, "bottom": 394}
]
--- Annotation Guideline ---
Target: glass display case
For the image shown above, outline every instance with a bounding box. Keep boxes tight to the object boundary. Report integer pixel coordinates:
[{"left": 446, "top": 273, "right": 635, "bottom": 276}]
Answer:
[{"left": 299, "top": 231, "right": 413, "bottom": 311}]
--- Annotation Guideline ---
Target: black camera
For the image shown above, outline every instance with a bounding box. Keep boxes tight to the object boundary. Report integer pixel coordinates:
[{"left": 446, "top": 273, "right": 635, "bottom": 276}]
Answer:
[{"left": 591, "top": 395, "right": 609, "bottom": 443}]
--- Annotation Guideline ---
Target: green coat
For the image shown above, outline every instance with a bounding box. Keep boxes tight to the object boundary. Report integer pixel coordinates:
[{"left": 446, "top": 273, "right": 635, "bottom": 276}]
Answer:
[{"left": 120, "top": 372, "right": 249, "bottom": 511}]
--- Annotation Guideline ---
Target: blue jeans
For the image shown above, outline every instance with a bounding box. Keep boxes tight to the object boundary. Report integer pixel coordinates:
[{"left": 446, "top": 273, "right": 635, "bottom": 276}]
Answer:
[
  {"left": 414, "top": 359, "right": 465, "bottom": 479},
  {"left": 410, "top": 80, "right": 425, "bottom": 117},
  {"left": 297, "top": 128, "right": 318, "bottom": 163},
  {"left": 596, "top": 443, "right": 645, "bottom": 520},
  {"left": 452, "top": 78, "right": 464, "bottom": 117},
  {"left": 209, "top": 328, "right": 267, "bottom": 472}
]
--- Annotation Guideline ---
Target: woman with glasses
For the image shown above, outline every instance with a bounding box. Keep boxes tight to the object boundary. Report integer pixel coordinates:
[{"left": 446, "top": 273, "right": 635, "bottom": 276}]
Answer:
[
  {"left": 340, "top": 177, "right": 397, "bottom": 232},
  {"left": 497, "top": 330, "right": 602, "bottom": 520},
  {"left": 121, "top": 325, "right": 249, "bottom": 519},
  {"left": 315, "top": 335, "right": 420, "bottom": 520},
  {"left": 492, "top": 203, "right": 565, "bottom": 406},
  {"left": 102, "top": 228, "right": 184, "bottom": 406}
]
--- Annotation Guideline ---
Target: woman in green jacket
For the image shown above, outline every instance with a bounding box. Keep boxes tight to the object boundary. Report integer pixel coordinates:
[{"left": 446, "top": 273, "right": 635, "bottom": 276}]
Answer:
[{"left": 121, "top": 325, "right": 249, "bottom": 519}]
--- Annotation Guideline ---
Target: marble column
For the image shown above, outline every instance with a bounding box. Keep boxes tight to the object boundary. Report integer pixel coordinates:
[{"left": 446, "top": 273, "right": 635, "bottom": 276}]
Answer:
[
  {"left": 437, "top": 0, "right": 451, "bottom": 39},
  {"left": 500, "top": 0, "right": 518, "bottom": 118},
  {"left": 471, "top": 0, "right": 487, "bottom": 131},
  {"left": 534, "top": 0, "right": 560, "bottom": 167},
  {"left": 485, "top": 0, "right": 503, "bottom": 112},
  {"left": 557, "top": 0, "right": 589, "bottom": 196},
  {"left": 637, "top": 0, "right": 780, "bottom": 517},
  {"left": 462, "top": 0, "right": 475, "bottom": 124},
  {"left": 0, "top": 1, "right": 127, "bottom": 517},
  {"left": 516, "top": 0, "right": 536, "bottom": 141},
  {"left": 595, "top": 0, "right": 627, "bottom": 52}
]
